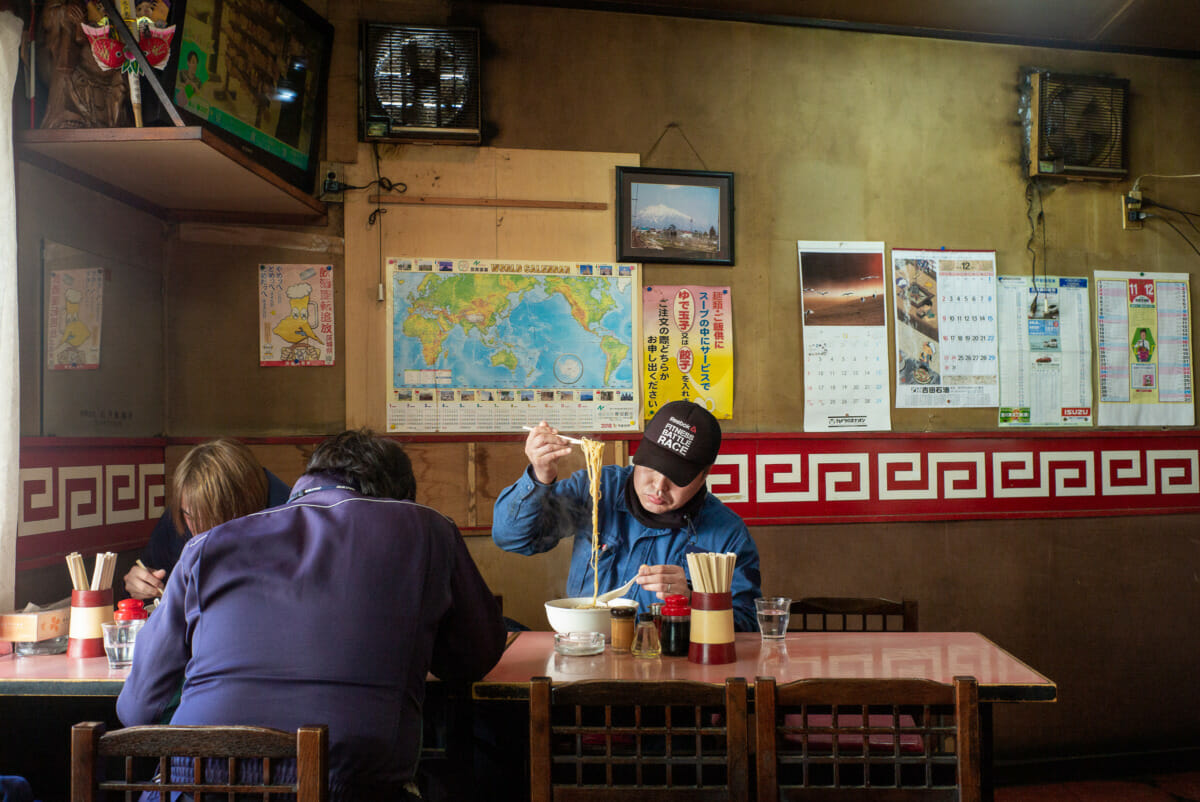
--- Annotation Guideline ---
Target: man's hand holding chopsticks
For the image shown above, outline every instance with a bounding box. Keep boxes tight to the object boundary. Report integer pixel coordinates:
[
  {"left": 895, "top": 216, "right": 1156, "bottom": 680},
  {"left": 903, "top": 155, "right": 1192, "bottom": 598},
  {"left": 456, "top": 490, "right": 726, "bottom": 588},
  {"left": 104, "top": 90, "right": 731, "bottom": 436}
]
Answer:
[{"left": 523, "top": 421, "right": 575, "bottom": 484}]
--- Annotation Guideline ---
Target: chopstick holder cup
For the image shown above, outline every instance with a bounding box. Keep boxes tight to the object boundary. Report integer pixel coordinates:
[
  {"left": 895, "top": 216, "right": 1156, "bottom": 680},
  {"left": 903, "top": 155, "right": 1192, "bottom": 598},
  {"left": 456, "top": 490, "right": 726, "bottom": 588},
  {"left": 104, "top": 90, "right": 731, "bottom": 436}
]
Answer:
[
  {"left": 688, "top": 591, "right": 736, "bottom": 665},
  {"left": 67, "top": 588, "right": 114, "bottom": 658}
]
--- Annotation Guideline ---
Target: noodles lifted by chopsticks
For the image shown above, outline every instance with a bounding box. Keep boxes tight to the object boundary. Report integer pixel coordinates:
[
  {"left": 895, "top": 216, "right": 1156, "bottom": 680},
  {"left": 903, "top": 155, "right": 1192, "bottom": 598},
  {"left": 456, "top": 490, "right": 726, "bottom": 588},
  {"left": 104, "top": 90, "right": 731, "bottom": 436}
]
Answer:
[
  {"left": 686, "top": 551, "right": 736, "bottom": 594},
  {"left": 582, "top": 437, "right": 605, "bottom": 608}
]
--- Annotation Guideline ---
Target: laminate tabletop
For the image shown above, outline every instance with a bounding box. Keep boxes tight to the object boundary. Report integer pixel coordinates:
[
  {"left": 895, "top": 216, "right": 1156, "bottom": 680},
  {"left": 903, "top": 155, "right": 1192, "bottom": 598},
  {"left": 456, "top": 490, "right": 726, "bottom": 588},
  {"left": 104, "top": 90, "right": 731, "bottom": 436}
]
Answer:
[{"left": 473, "top": 630, "right": 1056, "bottom": 703}]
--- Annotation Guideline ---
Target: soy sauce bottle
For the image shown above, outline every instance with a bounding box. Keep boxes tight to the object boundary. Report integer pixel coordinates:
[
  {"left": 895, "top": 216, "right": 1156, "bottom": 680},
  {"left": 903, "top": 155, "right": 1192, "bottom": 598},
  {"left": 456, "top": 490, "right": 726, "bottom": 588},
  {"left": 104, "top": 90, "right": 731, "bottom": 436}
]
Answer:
[{"left": 660, "top": 594, "right": 691, "bottom": 657}]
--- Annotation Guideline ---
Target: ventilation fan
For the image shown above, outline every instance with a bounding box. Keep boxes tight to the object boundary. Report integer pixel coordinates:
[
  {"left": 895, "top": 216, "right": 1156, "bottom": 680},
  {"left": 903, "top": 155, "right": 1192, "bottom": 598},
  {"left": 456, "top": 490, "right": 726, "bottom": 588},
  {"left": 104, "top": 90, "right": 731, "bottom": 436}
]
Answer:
[
  {"left": 360, "top": 24, "right": 481, "bottom": 144},
  {"left": 1028, "top": 71, "right": 1129, "bottom": 180}
]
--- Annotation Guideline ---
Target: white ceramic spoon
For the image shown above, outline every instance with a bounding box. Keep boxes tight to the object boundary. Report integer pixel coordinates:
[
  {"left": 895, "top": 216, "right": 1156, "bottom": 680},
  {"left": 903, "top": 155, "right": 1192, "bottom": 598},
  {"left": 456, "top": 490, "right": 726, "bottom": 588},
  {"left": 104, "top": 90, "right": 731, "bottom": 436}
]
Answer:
[{"left": 596, "top": 574, "right": 639, "bottom": 604}]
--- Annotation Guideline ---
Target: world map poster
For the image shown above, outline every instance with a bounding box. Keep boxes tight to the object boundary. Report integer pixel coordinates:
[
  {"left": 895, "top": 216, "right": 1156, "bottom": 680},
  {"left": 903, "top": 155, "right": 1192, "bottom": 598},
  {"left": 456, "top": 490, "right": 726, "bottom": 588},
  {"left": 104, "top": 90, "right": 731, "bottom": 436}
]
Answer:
[{"left": 386, "top": 257, "right": 641, "bottom": 433}]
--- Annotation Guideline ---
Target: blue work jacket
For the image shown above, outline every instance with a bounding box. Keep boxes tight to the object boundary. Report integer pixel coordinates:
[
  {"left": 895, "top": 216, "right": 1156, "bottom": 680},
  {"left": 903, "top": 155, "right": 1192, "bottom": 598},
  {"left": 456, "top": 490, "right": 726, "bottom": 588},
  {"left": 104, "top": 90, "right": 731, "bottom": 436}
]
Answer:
[{"left": 493, "top": 463, "right": 762, "bottom": 631}]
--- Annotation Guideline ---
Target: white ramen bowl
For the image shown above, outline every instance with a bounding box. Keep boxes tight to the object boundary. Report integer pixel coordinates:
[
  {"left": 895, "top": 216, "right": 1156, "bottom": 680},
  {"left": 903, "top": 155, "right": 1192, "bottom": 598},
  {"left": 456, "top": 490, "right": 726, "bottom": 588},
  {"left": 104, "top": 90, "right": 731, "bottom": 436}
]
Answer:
[{"left": 545, "top": 597, "right": 638, "bottom": 638}]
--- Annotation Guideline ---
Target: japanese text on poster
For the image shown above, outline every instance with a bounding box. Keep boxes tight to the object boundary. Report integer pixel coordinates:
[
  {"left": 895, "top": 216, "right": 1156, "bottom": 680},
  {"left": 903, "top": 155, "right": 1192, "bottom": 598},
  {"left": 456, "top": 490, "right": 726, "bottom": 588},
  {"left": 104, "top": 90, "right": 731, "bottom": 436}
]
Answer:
[
  {"left": 997, "top": 276, "right": 1092, "bottom": 426},
  {"left": 47, "top": 268, "right": 104, "bottom": 370},
  {"left": 387, "top": 258, "right": 640, "bottom": 433},
  {"left": 798, "top": 241, "right": 891, "bottom": 431},
  {"left": 259, "top": 264, "right": 336, "bottom": 367},
  {"left": 1096, "top": 270, "right": 1193, "bottom": 426},
  {"left": 893, "top": 249, "right": 998, "bottom": 408},
  {"left": 643, "top": 286, "right": 733, "bottom": 420}
]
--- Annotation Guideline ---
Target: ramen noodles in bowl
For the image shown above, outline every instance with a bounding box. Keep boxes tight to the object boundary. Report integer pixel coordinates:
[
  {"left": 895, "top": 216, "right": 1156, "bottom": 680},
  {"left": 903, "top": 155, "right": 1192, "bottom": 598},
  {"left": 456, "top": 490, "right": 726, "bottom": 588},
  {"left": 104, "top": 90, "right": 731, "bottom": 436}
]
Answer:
[{"left": 545, "top": 596, "right": 637, "bottom": 639}]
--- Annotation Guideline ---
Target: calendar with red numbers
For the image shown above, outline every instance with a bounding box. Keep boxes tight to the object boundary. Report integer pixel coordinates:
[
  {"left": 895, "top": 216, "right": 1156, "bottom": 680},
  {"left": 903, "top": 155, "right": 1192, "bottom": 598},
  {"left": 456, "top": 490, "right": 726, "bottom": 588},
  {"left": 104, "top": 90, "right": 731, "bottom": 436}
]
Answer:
[
  {"left": 892, "top": 249, "right": 999, "bottom": 408},
  {"left": 1096, "top": 270, "right": 1194, "bottom": 426}
]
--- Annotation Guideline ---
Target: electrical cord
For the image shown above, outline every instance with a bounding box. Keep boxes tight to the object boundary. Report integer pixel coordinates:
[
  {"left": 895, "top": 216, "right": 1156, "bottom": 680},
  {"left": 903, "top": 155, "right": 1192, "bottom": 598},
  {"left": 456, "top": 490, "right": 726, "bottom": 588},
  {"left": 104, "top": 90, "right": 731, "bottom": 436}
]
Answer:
[
  {"left": 332, "top": 175, "right": 407, "bottom": 194},
  {"left": 1144, "top": 212, "right": 1200, "bottom": 260},
  {"left": 1024, "top": 179, "right": 1045, "bottom": 313},
  {"left": 371, "top": 144, "right": 387, "bottom": 301},
  {"left": 1132, "top": 172, "right": 1200, "bottom": 193},
  {"left": 1143, "top": 200, "right": 1200, "bottom": 238}
]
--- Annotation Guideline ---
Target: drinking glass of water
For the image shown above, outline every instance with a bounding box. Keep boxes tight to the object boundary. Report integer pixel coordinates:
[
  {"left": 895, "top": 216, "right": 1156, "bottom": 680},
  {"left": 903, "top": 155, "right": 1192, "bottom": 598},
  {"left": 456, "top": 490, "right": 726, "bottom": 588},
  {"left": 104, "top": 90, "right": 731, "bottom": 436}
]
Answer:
[
  {"left": 100, "top": 620, "right": 144, "bottom": 669},
  {"left": 755, "top": 597, "right": 791, "bottom": 638}
]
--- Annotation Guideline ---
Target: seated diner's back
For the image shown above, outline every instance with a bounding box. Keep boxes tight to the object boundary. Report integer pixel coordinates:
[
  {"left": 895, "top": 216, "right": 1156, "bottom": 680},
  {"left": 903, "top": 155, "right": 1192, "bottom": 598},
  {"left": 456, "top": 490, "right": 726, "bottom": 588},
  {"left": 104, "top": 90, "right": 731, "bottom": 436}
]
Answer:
[
  {"left": 70, "top": 721, "right": 328, "bottom": 802},
  {"left": 529, "top": 676, "right": 750, "bottom": 802},
  {"left": 754, "top": 676, "right": 980, "bottom": 802},
  {"left": 788, "top": 597, "right": 919, "bottom": 632}
]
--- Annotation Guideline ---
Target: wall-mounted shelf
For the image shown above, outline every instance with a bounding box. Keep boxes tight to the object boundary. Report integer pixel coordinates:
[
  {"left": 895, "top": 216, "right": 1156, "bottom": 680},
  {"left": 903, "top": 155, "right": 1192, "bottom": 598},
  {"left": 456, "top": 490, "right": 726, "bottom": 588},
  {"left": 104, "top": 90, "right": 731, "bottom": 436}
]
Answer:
[{"left": 16, "top": 127, "right": 327, "bottom": 226}]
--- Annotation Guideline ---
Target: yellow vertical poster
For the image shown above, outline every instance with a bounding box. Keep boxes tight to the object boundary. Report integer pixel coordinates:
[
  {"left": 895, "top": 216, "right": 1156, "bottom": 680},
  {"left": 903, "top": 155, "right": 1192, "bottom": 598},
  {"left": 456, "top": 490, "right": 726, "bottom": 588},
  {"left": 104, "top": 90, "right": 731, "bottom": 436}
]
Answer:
[
  {"left": 643, "top": 285, "right": 733, "bottom": 419},
  {"left": 46, "top": 268, "right": 104, "bottom": 370}
]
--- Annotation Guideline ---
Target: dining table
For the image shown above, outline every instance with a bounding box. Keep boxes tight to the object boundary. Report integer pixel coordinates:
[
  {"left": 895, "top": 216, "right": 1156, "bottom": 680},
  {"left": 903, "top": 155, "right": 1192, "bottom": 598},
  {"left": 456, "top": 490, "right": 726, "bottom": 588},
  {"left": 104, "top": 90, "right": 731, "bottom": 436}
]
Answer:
[
  {"left": 475, "top": 630, "right": 1055, "bottom": 701},
  {"left": 474, "top": 629, "right": 1056, "bottom": 802},
  {"left": 1, "top": 630, "right": 1054, "bottom": 801}
]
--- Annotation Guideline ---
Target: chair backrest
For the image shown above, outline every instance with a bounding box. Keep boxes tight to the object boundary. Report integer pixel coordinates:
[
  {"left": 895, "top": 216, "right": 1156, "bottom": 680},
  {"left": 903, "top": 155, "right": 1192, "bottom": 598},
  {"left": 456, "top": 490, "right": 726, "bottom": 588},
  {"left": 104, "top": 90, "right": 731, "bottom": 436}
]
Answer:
[
  {"left": 529, "top": 676, "right": 750, "bottom": 802},
  {"left": 788, "top": 597, "right": 919, "bottom": 632},
  {"left": 755, "top": 676, "right": 980, "bottom": 802},
  {"left": 71, "top": 721, "right": 328, "bottom": 802}
]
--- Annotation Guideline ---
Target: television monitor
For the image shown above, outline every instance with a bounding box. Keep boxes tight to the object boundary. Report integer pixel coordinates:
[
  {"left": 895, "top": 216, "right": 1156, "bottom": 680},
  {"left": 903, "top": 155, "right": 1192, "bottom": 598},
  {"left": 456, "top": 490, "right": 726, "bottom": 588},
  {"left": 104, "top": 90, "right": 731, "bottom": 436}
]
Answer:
[{"left": 159, "top": 0, "right": 334, "bottom": 193}]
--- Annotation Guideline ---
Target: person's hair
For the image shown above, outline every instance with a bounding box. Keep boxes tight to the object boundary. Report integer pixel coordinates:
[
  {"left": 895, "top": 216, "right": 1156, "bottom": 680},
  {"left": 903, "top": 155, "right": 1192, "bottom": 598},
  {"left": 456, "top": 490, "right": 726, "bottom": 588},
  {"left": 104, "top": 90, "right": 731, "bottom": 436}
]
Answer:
[
  {"left": 305, "top": 428, "right": 416, "bottom": 501},
  {"left": 171, "top": 439, "right": 269, "bottom": 535}
]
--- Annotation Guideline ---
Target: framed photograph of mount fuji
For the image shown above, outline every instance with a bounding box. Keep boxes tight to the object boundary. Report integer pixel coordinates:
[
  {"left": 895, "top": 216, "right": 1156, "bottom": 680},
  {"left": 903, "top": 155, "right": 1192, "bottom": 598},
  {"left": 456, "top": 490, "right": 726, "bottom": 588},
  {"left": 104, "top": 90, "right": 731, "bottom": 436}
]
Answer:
[{"left": 616, "top": 167, "right": 734, "bottom": 266}]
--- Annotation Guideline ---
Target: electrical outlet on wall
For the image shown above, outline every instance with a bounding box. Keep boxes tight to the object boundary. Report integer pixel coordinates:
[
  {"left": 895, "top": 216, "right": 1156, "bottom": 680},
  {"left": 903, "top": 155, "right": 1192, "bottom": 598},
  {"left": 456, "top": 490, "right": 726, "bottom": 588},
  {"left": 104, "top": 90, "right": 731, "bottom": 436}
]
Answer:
[
  {"left": 1121, "top": 190, "right": 1142, "bottom": 230},
  {"left": 320, "top": 162, "right": 345, "bottom": 203}
]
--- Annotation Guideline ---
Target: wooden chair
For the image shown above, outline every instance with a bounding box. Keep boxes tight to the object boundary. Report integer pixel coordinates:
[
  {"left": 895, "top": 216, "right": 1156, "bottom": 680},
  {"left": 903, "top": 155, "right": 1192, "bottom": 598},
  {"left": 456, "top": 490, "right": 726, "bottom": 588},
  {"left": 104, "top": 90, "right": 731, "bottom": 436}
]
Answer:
[
  {"left": 529, "top": 677, "right": 750, "bottom": 802},
  {"left": 755, "top": 676, "right": 980, "bottom": 802},
  {"left": 71, "top": 721, "right": 328, "bottom": 802},
  {"left": 788, "top": 597, "right": 919, "bottom": 632}
]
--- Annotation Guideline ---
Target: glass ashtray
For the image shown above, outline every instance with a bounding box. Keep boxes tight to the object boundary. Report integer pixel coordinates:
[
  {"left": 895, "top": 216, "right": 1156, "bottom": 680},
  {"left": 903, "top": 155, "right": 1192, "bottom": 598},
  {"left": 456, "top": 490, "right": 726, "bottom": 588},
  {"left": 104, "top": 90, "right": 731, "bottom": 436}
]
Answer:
[{"left": 554, "top": 631, "right": 606, "bottom": 656}]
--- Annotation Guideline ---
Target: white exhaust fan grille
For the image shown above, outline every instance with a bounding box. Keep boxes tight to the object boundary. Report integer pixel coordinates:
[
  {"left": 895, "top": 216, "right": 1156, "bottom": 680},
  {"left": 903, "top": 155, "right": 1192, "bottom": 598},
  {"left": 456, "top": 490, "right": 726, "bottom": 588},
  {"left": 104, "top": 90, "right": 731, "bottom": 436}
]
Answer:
[
  {"left": 1028, "top": 71, "right": 1129, "bottom": 180},
  {"left": 360, "top": 23, "right": 481, "bottom": 144}
]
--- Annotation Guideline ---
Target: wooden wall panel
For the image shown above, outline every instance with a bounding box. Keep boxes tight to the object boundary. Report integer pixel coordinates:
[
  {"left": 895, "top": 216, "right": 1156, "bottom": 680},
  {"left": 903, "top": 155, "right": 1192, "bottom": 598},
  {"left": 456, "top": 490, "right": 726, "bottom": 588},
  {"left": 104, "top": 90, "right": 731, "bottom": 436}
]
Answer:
[
  {"left": 341, "top": 145, "right": 637, "bottom": 430},
  {"left": 404, "top": 442, "right": 472, "bottom": 523}
]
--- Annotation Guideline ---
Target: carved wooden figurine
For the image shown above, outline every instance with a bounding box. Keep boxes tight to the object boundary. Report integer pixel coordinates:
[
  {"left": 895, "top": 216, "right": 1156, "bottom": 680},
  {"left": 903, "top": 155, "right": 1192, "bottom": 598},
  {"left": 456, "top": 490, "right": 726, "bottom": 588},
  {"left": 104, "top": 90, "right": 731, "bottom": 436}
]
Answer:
[{"left": 39, "top": 0, "right": 129, "bottom": 128}]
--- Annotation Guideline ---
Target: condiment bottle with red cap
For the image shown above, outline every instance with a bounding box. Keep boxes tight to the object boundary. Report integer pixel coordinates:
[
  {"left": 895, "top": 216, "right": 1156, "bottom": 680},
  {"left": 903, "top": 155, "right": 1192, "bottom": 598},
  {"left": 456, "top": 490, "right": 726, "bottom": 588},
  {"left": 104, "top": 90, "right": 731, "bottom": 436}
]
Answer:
[
  {"left": 114, "top": 598, "right": 148, "bottom": 622},
  {"left": 660, "top": 594, "right": 691, "bottom": 657}
]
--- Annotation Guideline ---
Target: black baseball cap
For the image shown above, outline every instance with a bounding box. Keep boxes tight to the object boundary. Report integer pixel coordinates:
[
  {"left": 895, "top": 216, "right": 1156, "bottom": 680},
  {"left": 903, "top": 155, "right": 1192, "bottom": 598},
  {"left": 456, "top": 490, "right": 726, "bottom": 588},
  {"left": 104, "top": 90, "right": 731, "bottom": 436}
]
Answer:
[{"left": 632, "top": 401, "right": 722, "bottom": 486}]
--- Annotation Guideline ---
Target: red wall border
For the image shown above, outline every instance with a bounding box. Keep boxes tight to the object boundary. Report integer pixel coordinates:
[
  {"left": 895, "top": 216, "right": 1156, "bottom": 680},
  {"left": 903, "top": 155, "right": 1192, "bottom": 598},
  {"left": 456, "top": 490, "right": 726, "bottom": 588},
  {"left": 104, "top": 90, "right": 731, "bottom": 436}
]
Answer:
[{"left": 19, "top": 431, "right": 1198, "bottom": 570}]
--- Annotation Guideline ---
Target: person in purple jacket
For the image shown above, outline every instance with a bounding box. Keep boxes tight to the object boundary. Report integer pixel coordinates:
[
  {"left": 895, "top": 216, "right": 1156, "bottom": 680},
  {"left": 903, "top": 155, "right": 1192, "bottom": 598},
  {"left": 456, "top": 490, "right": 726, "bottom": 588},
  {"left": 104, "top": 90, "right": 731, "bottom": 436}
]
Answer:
[{"left": 117, "top": 429, "right": 507, "bottom": 801}]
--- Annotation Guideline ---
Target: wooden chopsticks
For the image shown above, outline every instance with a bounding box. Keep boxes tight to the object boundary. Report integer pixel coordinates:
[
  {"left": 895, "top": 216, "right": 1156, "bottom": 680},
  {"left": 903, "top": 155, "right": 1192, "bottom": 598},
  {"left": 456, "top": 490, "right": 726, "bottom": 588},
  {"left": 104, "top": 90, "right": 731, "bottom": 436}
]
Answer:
[
  {"left": 66, "top": 551, "right": 116, "bottom": 592},
  {"left": 686, "top": 551, "right": 736, "bottom": 593}
]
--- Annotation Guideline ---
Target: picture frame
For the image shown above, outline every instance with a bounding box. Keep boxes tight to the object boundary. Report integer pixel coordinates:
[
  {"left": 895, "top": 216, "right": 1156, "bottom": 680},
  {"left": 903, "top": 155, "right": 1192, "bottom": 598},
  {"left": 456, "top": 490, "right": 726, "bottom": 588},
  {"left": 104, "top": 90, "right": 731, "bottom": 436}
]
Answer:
[{"left": 616, "top": 167, "right": 734, "bottom": 266}]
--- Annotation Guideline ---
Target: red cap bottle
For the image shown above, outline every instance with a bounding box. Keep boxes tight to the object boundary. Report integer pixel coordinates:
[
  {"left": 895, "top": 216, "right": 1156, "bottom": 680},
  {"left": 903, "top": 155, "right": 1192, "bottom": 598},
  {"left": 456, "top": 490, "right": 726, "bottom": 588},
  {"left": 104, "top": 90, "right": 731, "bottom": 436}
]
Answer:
[
  {"left": 114, "top": 598, "right": 148, "bottom": 621},
  {"left": 661, "top": 594, "right": 691, "bottom": 656}
]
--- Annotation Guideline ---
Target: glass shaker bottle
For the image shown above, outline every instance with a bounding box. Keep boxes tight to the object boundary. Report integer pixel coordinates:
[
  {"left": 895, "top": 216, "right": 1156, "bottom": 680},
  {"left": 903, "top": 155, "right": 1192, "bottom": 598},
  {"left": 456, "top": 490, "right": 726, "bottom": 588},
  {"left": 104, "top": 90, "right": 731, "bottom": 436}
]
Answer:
[
  {"left": 660, "top": 594, "right": 691, "bottom": 657},
  {"left": 631, "top": 612, "right": 661, "bottom": 658},
  {"left": 610, "top": 605, "right": 636, "bottom": 653}
]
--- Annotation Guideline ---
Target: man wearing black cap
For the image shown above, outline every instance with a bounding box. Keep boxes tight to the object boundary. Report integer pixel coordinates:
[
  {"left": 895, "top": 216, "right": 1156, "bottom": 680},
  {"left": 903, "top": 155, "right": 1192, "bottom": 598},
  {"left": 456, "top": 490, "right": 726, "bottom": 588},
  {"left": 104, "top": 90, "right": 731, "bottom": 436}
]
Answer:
[{"left": 493, "top": 400, "right": 762, "bottom": 631}]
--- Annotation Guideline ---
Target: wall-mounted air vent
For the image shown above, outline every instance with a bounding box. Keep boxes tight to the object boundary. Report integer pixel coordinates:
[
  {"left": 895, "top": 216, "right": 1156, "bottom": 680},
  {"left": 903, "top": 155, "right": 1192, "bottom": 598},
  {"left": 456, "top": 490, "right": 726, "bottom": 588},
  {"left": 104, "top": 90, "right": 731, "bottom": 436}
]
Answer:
[
  {"left": 1028, "top": 71, "right": 1129, "bottom": 180},
  {"left": 360, "top": 23, "right": 481, "bottom": 145}
]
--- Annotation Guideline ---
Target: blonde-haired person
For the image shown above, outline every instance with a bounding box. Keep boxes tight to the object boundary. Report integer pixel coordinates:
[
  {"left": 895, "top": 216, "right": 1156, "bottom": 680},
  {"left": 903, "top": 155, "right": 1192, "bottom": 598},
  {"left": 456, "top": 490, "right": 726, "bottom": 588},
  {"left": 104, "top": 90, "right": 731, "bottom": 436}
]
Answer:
[{"left": 123, "top": 439, "right": 291, "bottom": 600}]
